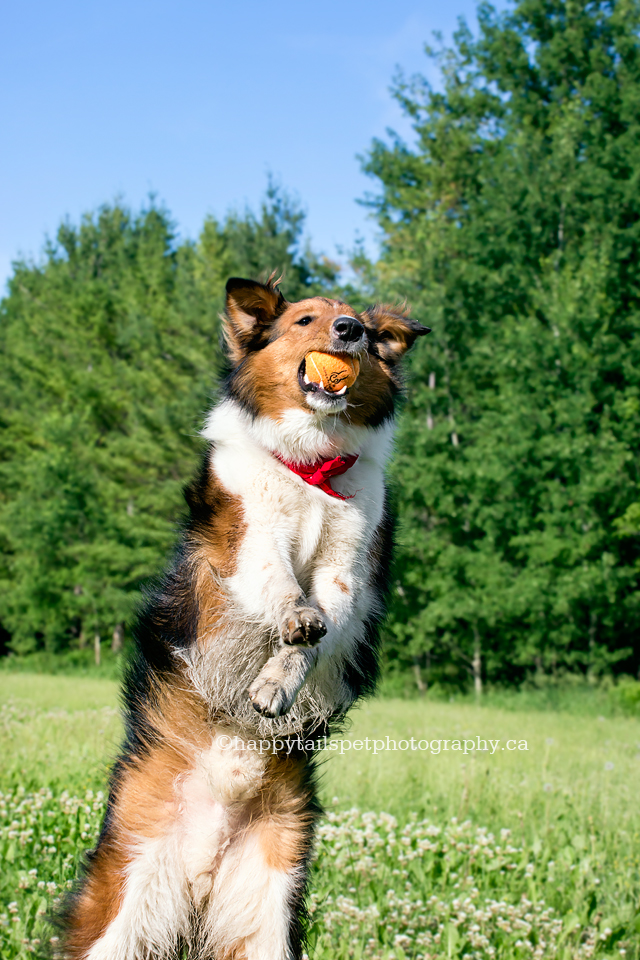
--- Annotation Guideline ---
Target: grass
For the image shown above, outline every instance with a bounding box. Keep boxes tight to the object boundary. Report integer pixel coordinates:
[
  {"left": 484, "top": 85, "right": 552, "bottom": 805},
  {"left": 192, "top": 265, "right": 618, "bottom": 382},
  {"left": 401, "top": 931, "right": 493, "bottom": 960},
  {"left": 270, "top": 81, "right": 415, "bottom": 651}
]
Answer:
[
  {"left": 0, "top": 648, "right": 127, "bottom": 682},
  {"left": 0, "top": 675, "right": 121, "bottom": 795},
  {"left": 1, "top": 674, "right": 639, "bottom": 959}
]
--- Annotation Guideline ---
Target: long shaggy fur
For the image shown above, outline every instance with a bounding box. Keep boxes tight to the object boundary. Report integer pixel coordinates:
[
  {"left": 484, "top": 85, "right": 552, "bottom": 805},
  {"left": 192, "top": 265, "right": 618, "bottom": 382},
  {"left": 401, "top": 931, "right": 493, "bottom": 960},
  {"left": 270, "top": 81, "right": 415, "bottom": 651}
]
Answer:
[{"left": 58, "top": 276, "right": 428, "bottom": 960}]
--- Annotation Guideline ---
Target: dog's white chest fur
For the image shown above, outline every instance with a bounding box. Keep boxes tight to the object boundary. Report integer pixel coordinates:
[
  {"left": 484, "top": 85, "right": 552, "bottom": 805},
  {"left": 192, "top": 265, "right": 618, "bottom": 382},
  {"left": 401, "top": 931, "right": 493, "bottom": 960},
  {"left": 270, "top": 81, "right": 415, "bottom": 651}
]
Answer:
[{"left": 193, "top": 400, "right": 394, "bottom": 734}]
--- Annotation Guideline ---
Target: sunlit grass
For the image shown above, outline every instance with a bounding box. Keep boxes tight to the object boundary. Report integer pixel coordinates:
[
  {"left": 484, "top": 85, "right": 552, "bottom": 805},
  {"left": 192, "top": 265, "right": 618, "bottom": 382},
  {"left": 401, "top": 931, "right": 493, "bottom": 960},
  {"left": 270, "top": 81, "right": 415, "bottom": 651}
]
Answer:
[
  {"left": 1, "top": 675, "right": 639, "bottom": 958},
  {"left": 320, "top": 698, "right": 640, "bottom": 830},
  {"left": 0, "top": 675, "right": 121, "bottom": 794}
]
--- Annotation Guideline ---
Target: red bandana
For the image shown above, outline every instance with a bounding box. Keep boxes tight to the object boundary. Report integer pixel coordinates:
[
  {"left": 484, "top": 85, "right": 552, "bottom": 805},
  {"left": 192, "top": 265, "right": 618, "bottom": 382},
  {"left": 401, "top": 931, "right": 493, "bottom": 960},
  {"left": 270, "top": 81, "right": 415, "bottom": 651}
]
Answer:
[{"left": 276, "top": 453, "right": 359, "bottom": 501}]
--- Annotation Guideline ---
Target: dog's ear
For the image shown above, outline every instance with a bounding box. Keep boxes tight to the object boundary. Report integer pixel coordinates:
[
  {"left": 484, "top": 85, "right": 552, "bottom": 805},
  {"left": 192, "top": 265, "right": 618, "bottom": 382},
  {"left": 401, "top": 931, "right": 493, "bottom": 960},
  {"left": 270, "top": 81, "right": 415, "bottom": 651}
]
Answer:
[
  {"left": 364, "top": 303, "right": 430, "bottom": 362},
  {"left": 223, "top": 275, "right": 288, "bottom": 365}
]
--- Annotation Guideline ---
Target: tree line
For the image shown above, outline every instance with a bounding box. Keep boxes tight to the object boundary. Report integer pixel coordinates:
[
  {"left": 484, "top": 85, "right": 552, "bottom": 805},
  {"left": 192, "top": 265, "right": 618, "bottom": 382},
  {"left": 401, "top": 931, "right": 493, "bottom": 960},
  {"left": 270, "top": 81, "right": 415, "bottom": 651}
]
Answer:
[{"left": 1, "top": 0, "right": 639, "bottom": 691}]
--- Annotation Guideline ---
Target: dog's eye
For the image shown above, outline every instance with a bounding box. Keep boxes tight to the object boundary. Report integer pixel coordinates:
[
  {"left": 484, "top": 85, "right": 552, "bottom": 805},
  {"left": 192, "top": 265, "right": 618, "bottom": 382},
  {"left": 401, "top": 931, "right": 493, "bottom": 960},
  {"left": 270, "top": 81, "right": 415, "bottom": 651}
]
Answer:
[{"left": 296, "top": 316, "right": 314, "bottom": 326}]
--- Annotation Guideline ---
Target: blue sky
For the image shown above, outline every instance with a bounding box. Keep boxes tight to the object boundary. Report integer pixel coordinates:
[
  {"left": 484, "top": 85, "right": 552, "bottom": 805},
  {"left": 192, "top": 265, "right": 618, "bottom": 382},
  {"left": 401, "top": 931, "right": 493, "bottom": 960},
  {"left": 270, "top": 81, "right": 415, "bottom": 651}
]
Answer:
[{"left": 1, "top": 0, "right": 506, "bottom": 290}]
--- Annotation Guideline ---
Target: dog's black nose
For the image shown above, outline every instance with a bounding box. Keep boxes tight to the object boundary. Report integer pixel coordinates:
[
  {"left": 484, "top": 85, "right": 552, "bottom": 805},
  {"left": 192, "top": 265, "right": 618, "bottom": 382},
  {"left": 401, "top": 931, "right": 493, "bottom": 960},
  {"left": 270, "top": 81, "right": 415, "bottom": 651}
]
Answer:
[{"left": 332, "top": 316, "right": 365, "bottom": 343}]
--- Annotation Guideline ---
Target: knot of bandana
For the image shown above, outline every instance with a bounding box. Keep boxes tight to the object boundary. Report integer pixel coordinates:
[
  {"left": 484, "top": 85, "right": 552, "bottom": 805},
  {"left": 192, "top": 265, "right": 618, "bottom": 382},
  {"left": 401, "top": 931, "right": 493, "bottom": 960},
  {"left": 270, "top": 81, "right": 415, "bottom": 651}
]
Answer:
[{"left": 275, "top": 453, "right": 359, "bottom": 501}]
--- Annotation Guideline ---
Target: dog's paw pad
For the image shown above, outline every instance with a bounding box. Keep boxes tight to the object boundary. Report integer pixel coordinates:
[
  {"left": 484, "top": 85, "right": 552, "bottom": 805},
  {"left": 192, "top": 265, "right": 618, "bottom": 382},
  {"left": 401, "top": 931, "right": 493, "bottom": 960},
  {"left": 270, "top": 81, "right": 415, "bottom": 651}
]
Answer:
[
  {"left": 248, "top": 678, "right": 292, "bottom": 718},
  {"left": 283, "top": 607, "right": 327, "bottom": 646}
]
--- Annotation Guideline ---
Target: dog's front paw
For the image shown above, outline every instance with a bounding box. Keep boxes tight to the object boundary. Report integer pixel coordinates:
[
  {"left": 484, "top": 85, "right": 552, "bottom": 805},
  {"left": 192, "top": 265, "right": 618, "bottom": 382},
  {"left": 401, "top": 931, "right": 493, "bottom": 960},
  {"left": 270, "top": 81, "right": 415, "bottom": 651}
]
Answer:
[
  {"left": 283, "top": 606, "right": 326, "bottom": 646},
  {"left": 248, "top": 676, "right": 293, "bottom": 718}
]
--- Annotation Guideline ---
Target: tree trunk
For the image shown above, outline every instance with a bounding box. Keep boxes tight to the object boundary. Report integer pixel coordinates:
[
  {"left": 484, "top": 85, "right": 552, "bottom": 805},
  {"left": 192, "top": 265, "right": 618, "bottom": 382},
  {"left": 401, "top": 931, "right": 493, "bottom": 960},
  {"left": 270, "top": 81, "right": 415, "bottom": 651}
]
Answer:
[
  {"left": 78, "top": 628, "right": 86, "bottom": 650},
  {"left": 472, "top": 625, "right": 482, "bottom": 699},
  {"left": 94, "top": 633, "right": 101, "bottom": 667},
  {"left": 587, "top": 612, "right": 597, "bottom": 680},
  {"left": 112, "top": 623, "right": 124, "bottom": 653},
  {"left": 413, "top": 658, "right": 427, "bottom": 696}
]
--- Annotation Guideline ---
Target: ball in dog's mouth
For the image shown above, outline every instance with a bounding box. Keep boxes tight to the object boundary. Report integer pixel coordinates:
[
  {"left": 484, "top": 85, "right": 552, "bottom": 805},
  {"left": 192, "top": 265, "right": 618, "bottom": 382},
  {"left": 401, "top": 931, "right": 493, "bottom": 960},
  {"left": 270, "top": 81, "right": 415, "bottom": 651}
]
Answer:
[{"left": 298, "top": 352, "right": 360, "bottom": 398}]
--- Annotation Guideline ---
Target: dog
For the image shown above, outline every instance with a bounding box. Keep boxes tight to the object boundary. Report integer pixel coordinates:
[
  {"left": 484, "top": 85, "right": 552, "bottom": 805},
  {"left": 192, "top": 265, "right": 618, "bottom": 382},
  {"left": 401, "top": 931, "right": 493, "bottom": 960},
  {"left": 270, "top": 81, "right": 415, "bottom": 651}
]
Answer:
[{"left": 59, "top": 275, "right": 429, "bottom": 960}]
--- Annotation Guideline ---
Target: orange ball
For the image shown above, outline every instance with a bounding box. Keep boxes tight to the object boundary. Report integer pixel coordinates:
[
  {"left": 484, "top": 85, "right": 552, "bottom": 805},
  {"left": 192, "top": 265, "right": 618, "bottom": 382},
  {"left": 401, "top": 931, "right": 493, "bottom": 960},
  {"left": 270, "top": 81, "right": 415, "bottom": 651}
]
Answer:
[{"left": 305, "top": 352, "right": 360, "bottom": 393}]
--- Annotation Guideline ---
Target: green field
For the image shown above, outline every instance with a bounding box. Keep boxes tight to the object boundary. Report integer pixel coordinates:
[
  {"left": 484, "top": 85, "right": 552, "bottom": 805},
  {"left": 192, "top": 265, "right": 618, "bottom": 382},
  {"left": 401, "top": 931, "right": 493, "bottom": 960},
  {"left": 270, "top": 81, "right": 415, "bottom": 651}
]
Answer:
[{"left": 1, "top": 675, "right": 639, "bottom": 959}]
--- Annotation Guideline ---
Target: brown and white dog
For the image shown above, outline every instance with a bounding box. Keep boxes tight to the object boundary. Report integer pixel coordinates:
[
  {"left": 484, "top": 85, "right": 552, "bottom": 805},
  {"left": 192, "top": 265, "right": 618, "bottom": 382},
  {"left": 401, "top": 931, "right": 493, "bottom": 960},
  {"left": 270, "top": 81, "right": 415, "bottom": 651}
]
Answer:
[{"left": 60, "top": 276, "right": 429, "bottom": 960}]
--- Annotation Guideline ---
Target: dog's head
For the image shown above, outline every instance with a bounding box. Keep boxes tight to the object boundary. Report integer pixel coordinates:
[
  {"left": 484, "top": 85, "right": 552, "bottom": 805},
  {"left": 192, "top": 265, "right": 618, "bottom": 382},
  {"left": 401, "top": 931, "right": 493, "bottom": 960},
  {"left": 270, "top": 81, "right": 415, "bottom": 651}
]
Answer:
[{"left": 222, "top": 275, "right": 429, "bottom": 429}]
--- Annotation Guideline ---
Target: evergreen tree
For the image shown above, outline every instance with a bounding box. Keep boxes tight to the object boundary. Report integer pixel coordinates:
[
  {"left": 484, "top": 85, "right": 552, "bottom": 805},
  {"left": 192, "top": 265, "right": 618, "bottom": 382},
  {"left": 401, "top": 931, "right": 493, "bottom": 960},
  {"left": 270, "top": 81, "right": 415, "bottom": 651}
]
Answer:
[
  {"left": 364, "top": 0, "right": 640, "bottom": 689},
  {"left": 197, "top": 178, "right": 340, "bottom": 304},
  {"left": 0, "top": 189, "right": 338, "bottom": 654}
]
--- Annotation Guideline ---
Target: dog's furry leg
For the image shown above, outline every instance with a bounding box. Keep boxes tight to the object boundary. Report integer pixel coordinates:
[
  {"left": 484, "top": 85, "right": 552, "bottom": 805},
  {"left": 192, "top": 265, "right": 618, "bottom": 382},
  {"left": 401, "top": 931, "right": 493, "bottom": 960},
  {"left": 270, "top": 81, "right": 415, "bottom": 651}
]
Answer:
[
  {"left": 64, "top": 832, "right": 190, "bottom": 960},
  {"left": 203, "top": 829, "right": 299, "bottom": 960},
  {"left": 248, "top": 645, "right": 318, "bottom": 718},
  {"left": 200, "top": 758, "right": 316, "bottom": 960}
]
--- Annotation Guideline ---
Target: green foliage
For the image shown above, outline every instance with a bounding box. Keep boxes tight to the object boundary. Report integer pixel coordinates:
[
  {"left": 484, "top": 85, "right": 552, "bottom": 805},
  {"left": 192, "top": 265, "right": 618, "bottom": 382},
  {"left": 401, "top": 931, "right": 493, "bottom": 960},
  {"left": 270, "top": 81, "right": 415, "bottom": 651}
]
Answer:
[
  {"left": 197, "top": 177, "right": 340, "bottom": 303},
  {"left": 365, "top": 0, "right": 640, "bottom": 688},
  {"left": 608, "top": 674, "right": 640, "bottom": 714},
  {"left": 0, "top": 646, "right": 127, "bottom": 681},
  {"left": 0, "top": 202, "right": 216, "bottom": 653},
  {"left": 0, "top": 188, "right": 339, "bottom": 655},
  {"left": 3, "top": 0, "right": 640, "bottom": 688}
]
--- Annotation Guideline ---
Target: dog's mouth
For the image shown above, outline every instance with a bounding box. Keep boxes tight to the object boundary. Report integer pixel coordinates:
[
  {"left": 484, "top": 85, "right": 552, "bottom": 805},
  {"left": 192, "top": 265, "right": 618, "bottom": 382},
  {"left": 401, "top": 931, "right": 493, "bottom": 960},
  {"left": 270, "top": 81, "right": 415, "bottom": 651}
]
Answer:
[{"left": 297, "top": 359, "right": 349, "bottom": 400}]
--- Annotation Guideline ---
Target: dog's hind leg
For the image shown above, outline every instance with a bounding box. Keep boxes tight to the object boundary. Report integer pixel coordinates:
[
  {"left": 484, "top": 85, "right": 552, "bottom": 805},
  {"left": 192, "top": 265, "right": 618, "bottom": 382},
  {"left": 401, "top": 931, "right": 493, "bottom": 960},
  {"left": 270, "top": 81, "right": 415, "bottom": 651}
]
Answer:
[
  {"left": 201, "top": 768, "right": 315, "bottom": 960},
  {"left": 206, "top": 833, "right": 300, "bottom": 960},
  {"left": 63, "top": 830, "right": 191, "bottom": 960},
  {"left": 62, "top": 690, "right": 211, "bottom": 960}
]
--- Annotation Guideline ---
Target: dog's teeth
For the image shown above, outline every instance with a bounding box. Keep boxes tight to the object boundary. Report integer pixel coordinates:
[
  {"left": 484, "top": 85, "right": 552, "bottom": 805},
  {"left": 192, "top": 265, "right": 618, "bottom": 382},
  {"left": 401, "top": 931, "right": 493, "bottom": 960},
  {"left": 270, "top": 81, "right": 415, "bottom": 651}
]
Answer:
[
  {"left": 303, "top": 373, "right": 310, "bottom": 384},
  {"left": 335, "top": 386, "right": 347, "bottom": 396}
]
